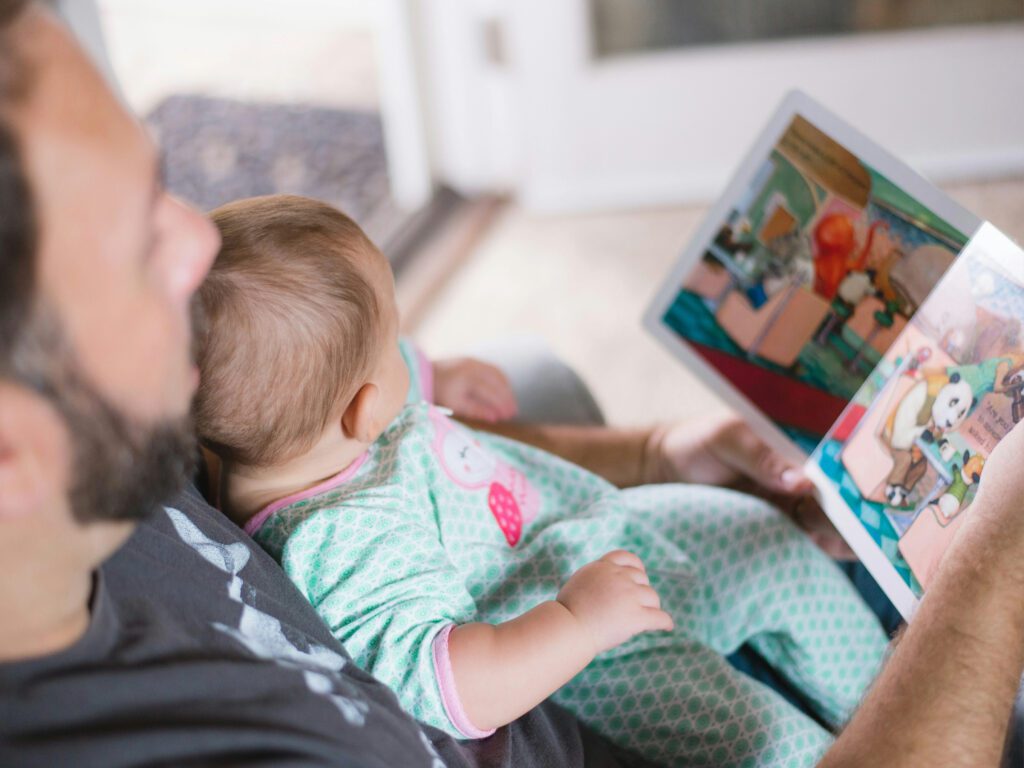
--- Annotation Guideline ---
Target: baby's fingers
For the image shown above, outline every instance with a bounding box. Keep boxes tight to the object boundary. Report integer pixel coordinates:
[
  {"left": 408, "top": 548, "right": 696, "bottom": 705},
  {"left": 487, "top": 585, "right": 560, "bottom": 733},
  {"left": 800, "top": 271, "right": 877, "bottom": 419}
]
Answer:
[
  {"left": 459, "top": 394, "right": 504, "bottom": 423},
  {"left": 466, "top": 387, "right": 513, "bottom": 423},
  {"left": 628, "top": 569, "right": 651, "bottom": 587},
  {"left": 601, "top": 549, "right": 646, "bottom": 572},
  {"left": 640, "top": 607, "right": 675, "bottom": 633},
  {"left": 633, "top": 582, "right": 663, "bottom": 610},
  {"left": 471, "top": 366, "right": 518, "bottom": 419}
]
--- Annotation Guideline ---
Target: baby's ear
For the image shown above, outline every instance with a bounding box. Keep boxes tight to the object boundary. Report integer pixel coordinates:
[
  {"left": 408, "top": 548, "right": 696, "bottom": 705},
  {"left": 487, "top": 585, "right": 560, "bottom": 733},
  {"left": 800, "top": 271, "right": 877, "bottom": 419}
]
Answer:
[{"left": 341, "top": 383, "right": 380, "bottom": 444}]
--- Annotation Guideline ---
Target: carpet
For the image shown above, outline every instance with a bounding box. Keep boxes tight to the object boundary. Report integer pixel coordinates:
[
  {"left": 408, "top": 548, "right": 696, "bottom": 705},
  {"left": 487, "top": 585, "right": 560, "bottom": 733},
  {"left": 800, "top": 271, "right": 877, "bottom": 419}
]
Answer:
[{"left": 145, "top": 94, "right": 406, "bottom": 247}]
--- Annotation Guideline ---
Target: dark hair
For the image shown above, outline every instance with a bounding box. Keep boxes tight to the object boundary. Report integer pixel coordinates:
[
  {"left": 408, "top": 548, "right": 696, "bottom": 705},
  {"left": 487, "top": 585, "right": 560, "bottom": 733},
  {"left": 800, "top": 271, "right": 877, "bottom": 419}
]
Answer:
[
  {"left": 0, "top": 0, "right": 36, "bottom": 374},
  {"left": 0, "top": 0, "right": 29, "bottom": 26},
  {"left": 0, "top": 1, "right": 200, "bottom": 524}
]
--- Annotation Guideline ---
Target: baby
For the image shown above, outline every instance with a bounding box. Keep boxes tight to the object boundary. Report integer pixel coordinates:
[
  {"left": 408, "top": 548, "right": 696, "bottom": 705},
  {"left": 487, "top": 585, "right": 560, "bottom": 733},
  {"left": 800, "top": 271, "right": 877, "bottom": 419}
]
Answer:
[{"left": 195, "top": 194, "right": 887, "bottom": 768}]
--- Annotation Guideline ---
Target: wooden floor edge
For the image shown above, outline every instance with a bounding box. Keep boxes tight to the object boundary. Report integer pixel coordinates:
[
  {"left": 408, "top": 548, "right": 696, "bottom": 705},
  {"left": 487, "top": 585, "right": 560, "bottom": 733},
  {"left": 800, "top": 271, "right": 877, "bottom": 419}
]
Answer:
[{"left": 397, "top": 195, "right": 508, "bottom": 334}]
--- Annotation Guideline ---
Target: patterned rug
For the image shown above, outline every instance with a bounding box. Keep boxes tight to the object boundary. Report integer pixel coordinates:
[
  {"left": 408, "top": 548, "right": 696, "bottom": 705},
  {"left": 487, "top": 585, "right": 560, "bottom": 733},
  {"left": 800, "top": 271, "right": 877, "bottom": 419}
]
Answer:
[{"left": 145, "top": 95, "right": 407, "bottom": 249}]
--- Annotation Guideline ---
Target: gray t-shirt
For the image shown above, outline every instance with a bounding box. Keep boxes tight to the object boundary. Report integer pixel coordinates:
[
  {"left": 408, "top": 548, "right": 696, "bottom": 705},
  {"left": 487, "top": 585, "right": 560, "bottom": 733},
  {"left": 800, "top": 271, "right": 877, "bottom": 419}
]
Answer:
[{"left": 0, "top": 485, "right": 655, "bottom": 768}]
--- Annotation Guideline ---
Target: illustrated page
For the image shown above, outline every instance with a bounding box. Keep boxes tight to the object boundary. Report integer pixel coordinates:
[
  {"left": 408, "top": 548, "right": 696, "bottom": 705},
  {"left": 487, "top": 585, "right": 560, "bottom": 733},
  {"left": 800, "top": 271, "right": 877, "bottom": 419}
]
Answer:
[
  {"left": 658, "top": 114, "right": 970, "bottom": 450},
  {"left": 809, "top": 224, "right": 1024, "bottom": 615}
]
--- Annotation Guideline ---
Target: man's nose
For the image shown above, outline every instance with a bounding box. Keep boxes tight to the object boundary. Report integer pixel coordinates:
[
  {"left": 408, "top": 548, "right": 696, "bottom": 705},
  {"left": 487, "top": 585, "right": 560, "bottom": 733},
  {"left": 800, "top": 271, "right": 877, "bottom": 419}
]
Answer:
[{"left": 169, "top": 197, "right": 220, "bottom": 302}]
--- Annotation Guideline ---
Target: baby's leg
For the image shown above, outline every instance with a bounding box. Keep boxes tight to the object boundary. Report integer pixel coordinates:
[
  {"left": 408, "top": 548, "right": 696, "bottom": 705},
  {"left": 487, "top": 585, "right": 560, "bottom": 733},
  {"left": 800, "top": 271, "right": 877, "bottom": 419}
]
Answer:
[
  {"left": 554, "top": 636, "right": 832, "bottom": 768},
  {"left": 624, "top": 484, "right": 888, "bottom": 727}
]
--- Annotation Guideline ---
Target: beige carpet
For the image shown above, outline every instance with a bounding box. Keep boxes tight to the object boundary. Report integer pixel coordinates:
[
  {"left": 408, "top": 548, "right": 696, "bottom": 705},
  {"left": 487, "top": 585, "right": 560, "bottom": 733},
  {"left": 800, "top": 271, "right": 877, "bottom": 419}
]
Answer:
[{"left": 406, "top": 177, "right": 1024, "bottom": 429}]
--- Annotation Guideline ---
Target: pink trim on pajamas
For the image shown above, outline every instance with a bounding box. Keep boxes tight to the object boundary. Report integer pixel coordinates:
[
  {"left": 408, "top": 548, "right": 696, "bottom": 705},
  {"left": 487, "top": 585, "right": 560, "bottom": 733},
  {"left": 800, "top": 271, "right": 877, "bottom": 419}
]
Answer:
[
  {"left": 415, "top": 344, "right": 435, "bottom": 402},
  {"left": 431, "top": 624, "right": 495, "bottom": 740},
  {"left": 245, "top": 453, "right": 370, "bottom": 536}
]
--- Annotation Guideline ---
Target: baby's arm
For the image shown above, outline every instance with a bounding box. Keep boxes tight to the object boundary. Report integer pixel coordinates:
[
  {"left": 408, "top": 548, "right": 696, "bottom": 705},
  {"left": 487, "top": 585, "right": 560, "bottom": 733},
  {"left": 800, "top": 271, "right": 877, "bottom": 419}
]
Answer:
[
  {"left": 447, "top": 550, "right": 673, "bottom": 732},
  {"left": 277, "top": 489, "right": 669, "bottom": 738}
]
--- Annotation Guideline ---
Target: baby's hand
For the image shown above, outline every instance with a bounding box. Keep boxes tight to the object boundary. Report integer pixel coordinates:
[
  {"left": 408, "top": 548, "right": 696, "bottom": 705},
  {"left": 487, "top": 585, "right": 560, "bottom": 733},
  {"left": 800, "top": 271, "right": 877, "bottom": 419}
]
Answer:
[
  {"left": 556, "top": 550, "right": 674, "bottom": 655},
  {"left": 433, "top": 357, "right": 518, "bottom": 423}
]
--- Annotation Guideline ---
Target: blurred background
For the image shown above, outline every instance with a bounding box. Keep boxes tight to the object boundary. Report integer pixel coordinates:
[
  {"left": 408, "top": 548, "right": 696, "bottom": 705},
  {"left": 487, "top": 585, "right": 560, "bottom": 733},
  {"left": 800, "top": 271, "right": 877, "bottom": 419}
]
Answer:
[{"left": 60, "top": 0, "right": 1024, "bottom": 427}]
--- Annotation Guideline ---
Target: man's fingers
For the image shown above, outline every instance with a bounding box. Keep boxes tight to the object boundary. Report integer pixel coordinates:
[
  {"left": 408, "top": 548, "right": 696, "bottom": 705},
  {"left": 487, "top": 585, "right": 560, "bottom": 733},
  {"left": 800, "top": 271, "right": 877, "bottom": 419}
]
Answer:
[
  {"left": 778, "top": 466, "right": 813, "bottom": 494},
  {"left": 793, "top": 497, "right": 839, "bottom": 535},
  {"left": 718, "top": 425, "right": 812, "bottom": 495},
  {"left": 780, "top": 496, "right": 855, "bottom": 559},
  {"left": 746, "top": 445, "right": 812, "bottom": 495},
  {"left": 810, "top": 532, "right": 856, "bottom": 560},
  {"left": 776, "top": 492, "right": 825, "bottom": 528}
]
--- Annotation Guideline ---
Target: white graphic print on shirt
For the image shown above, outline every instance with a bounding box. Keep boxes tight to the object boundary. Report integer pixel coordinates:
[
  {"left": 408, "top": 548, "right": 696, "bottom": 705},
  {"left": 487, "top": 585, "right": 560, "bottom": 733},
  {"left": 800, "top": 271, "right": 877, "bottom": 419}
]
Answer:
[{"left": 163, "top": 506, "right": 370, "bottom": 725}]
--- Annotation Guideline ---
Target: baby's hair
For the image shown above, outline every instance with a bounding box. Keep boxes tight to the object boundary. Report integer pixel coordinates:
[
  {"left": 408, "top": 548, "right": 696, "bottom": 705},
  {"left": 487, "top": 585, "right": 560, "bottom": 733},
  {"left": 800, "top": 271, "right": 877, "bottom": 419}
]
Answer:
[{"left": 195, "top": 194, "right": 382, "bottom": 467}]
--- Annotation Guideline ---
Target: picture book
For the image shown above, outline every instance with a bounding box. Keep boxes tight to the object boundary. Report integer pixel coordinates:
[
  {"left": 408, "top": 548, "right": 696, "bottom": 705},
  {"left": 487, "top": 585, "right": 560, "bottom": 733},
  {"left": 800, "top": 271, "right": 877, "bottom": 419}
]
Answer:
[{"left": 644, "top": 91, "right": 1023, "bottom": 619}]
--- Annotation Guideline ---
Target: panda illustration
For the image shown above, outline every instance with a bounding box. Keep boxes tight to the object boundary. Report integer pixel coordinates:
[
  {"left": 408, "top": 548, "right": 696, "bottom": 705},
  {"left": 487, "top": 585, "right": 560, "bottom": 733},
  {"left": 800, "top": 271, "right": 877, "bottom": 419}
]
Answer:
[{"left": 882, "top": 371, "right": 976, "bottom": 507}]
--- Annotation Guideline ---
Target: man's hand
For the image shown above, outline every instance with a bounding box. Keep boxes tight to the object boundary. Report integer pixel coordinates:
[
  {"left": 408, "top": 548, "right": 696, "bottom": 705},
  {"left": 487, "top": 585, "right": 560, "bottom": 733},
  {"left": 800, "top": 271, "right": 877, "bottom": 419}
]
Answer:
[
  {"left": 821, "top": 418, "right": 1024, "bottom": 768},
  {"left": 433, "top": 357, "right": 518, "bottom": 423},
  {"left": 969, "top": 419, "right": 1024, "bottom": 557},
  {"left": 556, "top": 550, "right": 674, "bottom": 655},
  {"left": 645, "top": 413, "right": 853, "bottom": 559}
]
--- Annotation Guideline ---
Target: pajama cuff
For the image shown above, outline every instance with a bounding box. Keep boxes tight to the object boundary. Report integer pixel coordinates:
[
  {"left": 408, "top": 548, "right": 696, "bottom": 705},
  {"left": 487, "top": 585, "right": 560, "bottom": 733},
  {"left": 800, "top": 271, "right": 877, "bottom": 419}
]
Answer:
[{"left": 431, "top": 624, "right": 495, "bottom": 739}]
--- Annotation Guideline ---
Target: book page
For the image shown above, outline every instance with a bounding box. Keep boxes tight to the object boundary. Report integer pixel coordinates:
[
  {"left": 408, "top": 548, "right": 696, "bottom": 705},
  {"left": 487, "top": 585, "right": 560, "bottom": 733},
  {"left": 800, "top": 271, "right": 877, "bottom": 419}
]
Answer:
[
  {"left": 807, "top": 224, "right": 1024, "bottom": 618},
  {"left": 645, "top": 92, "right": 978, "bottom": 462}
]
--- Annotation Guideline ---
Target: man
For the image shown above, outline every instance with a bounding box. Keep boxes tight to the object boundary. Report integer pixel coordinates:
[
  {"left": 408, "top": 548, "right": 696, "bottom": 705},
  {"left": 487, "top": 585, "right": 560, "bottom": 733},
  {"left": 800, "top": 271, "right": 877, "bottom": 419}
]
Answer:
[{"left": 0, "top": 3, "right": 1021, "bottom": 765}]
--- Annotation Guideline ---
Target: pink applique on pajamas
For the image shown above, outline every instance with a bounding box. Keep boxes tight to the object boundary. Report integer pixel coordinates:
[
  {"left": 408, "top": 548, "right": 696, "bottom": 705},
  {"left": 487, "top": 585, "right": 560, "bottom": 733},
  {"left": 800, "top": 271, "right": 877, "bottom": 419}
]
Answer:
[{"left": 429, "top": 406, "right": 539, "bottom": 545}]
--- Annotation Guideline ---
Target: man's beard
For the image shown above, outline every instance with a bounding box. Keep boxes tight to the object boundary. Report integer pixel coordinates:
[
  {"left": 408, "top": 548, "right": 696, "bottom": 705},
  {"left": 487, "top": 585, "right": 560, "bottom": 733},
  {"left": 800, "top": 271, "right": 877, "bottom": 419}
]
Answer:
[
  {"left": 60, "top": 375, "right": 197, "bottom": 524},
  {"left": 13, "top": 310, "right": 197, "bottom": 524}
]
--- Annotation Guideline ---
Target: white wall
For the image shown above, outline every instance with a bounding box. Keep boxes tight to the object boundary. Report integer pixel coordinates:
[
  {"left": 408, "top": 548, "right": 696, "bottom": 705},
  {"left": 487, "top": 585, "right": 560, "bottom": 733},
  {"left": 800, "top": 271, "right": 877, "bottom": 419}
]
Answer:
[{"left": 418, "top": 0, "right": 1024, "bottom": 213}]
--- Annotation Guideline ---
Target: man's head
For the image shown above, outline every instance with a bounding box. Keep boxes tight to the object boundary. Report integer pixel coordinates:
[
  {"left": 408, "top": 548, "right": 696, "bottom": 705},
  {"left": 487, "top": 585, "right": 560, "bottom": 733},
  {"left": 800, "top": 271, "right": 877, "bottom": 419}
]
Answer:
[
  {"left": 0, "top": 4, "right": 218, "bottom": 567},
  {"left": 196, "top": 194, "right": 408, "bottom": 469}
]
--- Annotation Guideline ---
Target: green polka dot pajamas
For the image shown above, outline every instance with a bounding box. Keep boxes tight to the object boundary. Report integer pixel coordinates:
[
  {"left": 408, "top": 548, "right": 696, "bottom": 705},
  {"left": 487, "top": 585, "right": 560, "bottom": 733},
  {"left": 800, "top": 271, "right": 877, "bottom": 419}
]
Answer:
[{"left": 247, "top": 342, "right": 887, "bottom": 767}]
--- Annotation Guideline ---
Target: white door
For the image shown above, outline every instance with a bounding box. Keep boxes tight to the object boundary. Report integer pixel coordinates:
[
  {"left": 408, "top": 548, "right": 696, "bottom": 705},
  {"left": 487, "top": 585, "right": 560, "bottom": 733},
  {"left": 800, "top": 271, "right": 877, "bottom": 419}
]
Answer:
[{"left": 417, "top": 0, "right": 1024, "bottom": 214}]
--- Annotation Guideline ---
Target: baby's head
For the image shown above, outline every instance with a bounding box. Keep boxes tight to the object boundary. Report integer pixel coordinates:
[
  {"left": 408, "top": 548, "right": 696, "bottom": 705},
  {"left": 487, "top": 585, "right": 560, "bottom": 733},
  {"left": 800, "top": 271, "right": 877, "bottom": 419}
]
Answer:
[{"left": 195, "top": 194, "right": 409, "bottom": 469}]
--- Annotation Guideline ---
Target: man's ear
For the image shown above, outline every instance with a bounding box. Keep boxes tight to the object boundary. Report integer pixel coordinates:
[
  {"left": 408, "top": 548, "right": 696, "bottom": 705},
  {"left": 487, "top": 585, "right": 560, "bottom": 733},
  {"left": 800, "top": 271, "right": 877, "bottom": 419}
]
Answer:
[
  {"left": 0, "top": 381, "right": 66, "bottom": 519},
  {"left": 340, "top": 383, "right": 380, "bottom": 444}
]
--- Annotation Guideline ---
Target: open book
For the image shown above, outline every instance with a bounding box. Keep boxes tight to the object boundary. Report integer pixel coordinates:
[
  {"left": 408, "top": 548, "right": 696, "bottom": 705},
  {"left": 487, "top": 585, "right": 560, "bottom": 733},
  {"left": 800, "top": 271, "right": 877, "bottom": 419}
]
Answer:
[{"left": 644, "top": 91, "right": 1024, "bottom": 620}]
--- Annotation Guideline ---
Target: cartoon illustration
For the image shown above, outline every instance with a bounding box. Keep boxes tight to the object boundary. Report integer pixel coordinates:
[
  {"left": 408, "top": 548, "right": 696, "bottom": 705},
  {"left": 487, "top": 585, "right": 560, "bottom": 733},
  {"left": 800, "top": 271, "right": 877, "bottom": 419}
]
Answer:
[
  {"left": 812, "top": 215, "right": 887, "bottom": 301},
  {"left": 663, "top": 113, "right": 967, "bottom": 442},
  {"left": 432, "top": 411, "right": 499, "bottom": 488},
  {"left": 762, "top": 229, "right": 813, "bottom": 297},
  {"left": 430, "top": 408, "right": 539, "bottom": 545},
  {"left": 994, "top": 363, "right": 1024, "bottom": 423},
  {"left": 881, "top": 370, "right": 975, "bottom": 506},
  {"left": 896, "top": 450, "right": 985, "bottom": 590},
  {"left": 933, "top": 450, "right": 985, "bottom": 522},
  {"left": 812, "top": 229, "right": 1024, "bottom": 600}
]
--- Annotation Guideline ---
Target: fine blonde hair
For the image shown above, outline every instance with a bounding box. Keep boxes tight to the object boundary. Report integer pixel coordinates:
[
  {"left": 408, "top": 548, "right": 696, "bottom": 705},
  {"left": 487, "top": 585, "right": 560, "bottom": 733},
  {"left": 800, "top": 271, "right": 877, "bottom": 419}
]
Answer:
[{"left": 195, "top": 194, "right": 382, "bottom": 467}]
